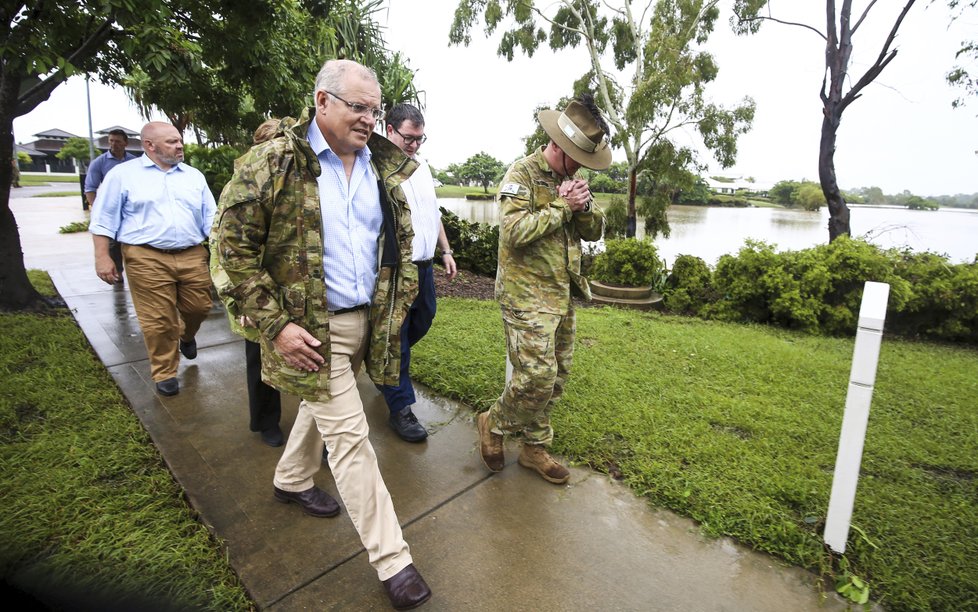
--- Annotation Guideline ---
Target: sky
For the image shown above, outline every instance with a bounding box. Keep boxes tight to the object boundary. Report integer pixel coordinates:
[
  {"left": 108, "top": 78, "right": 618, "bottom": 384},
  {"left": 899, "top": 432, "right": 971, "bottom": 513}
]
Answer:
[{"left": 13, "top": 1, "right": 978, "bottom": 198}]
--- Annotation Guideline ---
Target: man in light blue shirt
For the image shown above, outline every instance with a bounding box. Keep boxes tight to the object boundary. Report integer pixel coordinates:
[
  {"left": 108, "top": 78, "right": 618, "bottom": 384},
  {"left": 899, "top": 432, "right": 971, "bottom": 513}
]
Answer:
[
  {"left": 85, "top": 129, "right": 137, "bottom": 277},
  {"left": 90, "top": 121, "right": 215, "bottom": 397}
]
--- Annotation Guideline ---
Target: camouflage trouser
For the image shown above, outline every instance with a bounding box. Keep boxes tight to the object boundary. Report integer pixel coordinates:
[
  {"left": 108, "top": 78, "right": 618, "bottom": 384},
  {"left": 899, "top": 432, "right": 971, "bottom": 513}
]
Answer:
[{"left": 488, "top": 306, "right": 575, "bottom": 445}]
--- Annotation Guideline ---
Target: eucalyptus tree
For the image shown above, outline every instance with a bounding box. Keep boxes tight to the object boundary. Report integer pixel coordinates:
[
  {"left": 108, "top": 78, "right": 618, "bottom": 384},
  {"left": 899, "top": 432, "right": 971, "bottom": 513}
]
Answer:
[
  {"left": 733, "top": 1, "right": 918, "bottom": 241},
  {"left": 450, "top": 0, "right": 755, "bottom": 236}
]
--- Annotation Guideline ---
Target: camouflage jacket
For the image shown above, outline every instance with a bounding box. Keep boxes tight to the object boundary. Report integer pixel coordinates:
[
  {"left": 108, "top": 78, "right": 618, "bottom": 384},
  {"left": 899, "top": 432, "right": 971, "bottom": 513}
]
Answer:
[
  {"left": 495, "top": 147, "right": 605, "bottom": 314},
  {"left": 211, "top": 108, "right": 419, "bottom": 399}
]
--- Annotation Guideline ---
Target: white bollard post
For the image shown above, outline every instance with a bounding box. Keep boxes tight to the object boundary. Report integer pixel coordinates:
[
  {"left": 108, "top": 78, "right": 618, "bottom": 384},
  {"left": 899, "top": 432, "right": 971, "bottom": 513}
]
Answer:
[{"left": 824, "top": 281, "right": 890, "bottom": 554}]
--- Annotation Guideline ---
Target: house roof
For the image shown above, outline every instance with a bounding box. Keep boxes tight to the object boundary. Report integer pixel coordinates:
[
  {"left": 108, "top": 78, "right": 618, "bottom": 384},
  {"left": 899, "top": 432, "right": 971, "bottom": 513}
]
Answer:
[
  {"left": 16, "top": 143, "right": 45, "bottom": 157},
  {"left": 95, "top": 126, "right": 140, "bottom": 137},
  {"left": 32, "top": 128, "right": 79, "bottom": 140},
  {"left": 705, "top": 177, "right": 775, "bottom": 193}
]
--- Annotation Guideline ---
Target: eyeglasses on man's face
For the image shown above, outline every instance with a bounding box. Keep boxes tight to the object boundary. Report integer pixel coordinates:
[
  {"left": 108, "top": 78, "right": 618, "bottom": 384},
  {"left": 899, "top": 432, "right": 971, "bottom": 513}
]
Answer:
[
  {"left": 391, "top": 126, "right": 427, "bottom": 146},
  {"left": 326, "top": 91, "right": 386, "bottom": 121}
]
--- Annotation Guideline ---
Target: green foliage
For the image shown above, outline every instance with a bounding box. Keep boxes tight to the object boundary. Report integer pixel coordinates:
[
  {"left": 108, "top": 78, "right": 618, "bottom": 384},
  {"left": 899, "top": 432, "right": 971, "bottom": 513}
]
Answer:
[
  {"left": 889, "top": 250, "right": 978, "bottom": 343},
  {"left": 675, "top": 178, "right": 713, "bottom": 204},
  {"left": 58, "top": 221, "right": 89, "bottom": 234},
  {"left": 636, "top": 194, "right": 670, "bottom": 239},
  {"left": 54, "top": 137, "right": 93, "bottom": 163},
  {"left": 591, "top": 237, "right": 664, "bottom": 287},
  {"left": 707, "top": 238, "right": 911, "bottom": 334},
  {"left": 601, "top": 196, "right": 628, "bottom": 238},
  {"left": 16, "top": 152, "right": 32, "bottom": 167},
  {"left": 653, "top": 237, "right": 978, "bottom": 344},
  {"left": 589, "top": 172, "right": 625, "bottom": 194},
  {"left": 413, "top": 299, "right": 978, "bottom": 612},
  {"left": 433, "top": 169, "right": 459, "bottom": 186},
  {"left": 1, "top": 274, "right": 250, "bottom": 609},
  {"left": 457, "top": 152, "right": 506, "bottom": 193},
  {"left": 117, "top": 0, "right": 420, "bottom": 145},
  {"left": 769, "top": 179, "right": 823, "bottom": 210},
  {"left": 439, "top": 208, "right": 499, "bottom": 275},
  {"left": 904, "top": 195, "right": 939, "bottom": 210},
  {"left": 663, "top": 254, "right": 717, "bottom": 315},
  {"left": 183, "top": 144, "right": 242, "bottom": 200}
]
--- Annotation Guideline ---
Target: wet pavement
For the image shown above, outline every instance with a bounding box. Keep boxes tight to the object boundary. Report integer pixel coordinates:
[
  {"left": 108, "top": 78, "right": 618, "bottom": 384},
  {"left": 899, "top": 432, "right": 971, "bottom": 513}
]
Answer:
[{"left": 12, "top": 191, "right": 854, "bottom": 611}]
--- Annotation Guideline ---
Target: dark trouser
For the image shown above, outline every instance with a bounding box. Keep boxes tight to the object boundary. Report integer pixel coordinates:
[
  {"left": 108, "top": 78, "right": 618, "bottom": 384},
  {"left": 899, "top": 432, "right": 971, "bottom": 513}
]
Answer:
[
  {"left": 109, "top": 238, "right": 124, "bottom": 276},
  {"left": 379, "top": 260, "right": 436, "bottom": 414},
  {"left": 246, "top": 339, "right": 281, "bottom": 432}
]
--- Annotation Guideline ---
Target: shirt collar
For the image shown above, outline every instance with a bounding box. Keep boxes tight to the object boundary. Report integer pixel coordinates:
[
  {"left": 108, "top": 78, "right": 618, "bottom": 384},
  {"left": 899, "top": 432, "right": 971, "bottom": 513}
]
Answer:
[{"left": 306, "top": 119, "right": 373, "bottom": 164}]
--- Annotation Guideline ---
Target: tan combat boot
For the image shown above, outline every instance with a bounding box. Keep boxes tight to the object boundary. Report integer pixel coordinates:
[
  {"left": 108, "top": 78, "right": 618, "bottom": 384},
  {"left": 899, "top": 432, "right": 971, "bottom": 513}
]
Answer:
[
  {"left": 477, "top": 412, "right": 505, "bottom": 472},
  {"left": 518, "top": 444, "right": 570, "bottom": 484}
]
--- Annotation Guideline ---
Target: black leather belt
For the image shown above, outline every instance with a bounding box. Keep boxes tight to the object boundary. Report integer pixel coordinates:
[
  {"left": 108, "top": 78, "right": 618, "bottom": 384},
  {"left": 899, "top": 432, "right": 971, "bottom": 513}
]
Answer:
[
  {"left": 329, "top": 303, "right": 369, "bottom": 316},
  {"left": 133, "top": 243, "right": 198, "bottom": 255},
  {"left": 414, "top": 259, "right": 433, "bottom": 269}
]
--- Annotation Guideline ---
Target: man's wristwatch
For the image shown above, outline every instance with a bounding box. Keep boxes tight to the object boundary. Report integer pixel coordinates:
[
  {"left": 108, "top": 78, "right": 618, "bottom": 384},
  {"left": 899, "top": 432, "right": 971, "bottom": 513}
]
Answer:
[{"left": 441, "top": 249, "right": 453, "bottom": 256}]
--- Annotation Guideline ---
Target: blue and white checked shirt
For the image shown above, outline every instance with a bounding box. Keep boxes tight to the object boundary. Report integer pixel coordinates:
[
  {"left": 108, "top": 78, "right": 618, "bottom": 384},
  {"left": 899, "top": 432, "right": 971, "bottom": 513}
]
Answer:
[
  {"left": 307, "top": 121, "right": 383, "bottom": 311},
  {"left": 84, "top": 150, "right": 137, "bottom": 193},
  {"left": 89, "top": 155, "right": 216, "bottom": 249}
]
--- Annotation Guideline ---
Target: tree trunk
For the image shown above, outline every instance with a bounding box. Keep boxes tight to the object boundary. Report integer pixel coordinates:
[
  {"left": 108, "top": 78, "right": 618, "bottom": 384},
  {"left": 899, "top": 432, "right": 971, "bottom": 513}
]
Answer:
[
  {"left": 818, "top": 109, "right": 850, "bottom": 241},
  {"left": 626, "top": 168, "right": 637, "bottom": 238},
  {"left": 0, "top": 75, "right": 43, "bottom": 310}
]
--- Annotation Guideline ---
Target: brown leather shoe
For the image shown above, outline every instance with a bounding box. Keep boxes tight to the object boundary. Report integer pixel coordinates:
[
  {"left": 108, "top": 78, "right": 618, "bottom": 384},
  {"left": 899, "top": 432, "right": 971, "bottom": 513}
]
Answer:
[
  {"left": 518, "top": 443, "right": 570, "bottom": 484},
  {"left": 382, "top": 564, "right": 431, "bottom": 610},
  {"left": 477, "top": 412, "right": 504, "bottom": 472},
  {"left": 273, "top": 486, "right": 340, "bottom": 518}
]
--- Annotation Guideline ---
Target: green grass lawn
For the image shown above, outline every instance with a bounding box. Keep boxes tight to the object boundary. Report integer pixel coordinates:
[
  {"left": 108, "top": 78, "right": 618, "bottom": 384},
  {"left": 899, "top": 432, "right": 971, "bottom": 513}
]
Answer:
[
  {"left": 0, "top": 272, "right": 252, "bottom": 611},
  {"left": 18, "top": 173, "right": 82, "bottom": 186},
  {"left": 412, "top": 299, "right": 978, "bottom": 611},
  {"left": 435, "top": 184, "right": 496, "bottom": 198},
  {"left": 32, "top": 190, "right": 82, "bottom": 197}
]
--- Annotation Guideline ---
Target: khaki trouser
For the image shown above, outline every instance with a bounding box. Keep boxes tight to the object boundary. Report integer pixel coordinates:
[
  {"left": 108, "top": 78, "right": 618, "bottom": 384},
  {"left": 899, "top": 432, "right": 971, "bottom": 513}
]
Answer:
[
  {"left": 489, "top": 307, "right": 576, "bottom": 445},
  {"left": 273, "top": 309, "right": 412, "bottom": 581},
  {"left": 122, "top": 244, "right": 212, "bottom": 382}
]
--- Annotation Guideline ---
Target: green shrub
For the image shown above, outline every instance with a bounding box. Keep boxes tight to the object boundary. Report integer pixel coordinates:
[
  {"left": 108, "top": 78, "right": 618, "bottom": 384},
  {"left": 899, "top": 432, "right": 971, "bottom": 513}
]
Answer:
[
  {"left": 602, "top": 196, "right": 628, "bottom": 238},
  {"left": 184, "top": 144, "right": 242, "bottom": 201},
  {"left": 663, "top": 254, "right": 717, "bottom": 316},
  {"left": 58, "top": 221, "right": 89, "bottom": 234},
  {"left": 590, "top": 238, "right": 664, "bottom": 287},
  {"left": 889, "top": 251, "right": 978, "bottom": 343},
  {"left": 624, "top": 236, "right": 976, "bottom": 344},
  {"left": 440, "top": 208, "right": 499, "bottom": 276}
]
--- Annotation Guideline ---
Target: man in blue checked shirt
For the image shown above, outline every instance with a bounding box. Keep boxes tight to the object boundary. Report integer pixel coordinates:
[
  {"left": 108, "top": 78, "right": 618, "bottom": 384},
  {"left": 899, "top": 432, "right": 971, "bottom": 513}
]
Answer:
[{"left": 85, "top": 129, "right": 137, "bottom": 278}]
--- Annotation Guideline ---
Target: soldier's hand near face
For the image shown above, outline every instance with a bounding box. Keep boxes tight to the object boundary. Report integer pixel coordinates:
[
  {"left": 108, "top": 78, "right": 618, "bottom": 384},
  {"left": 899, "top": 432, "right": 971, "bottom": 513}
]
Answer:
[
  {"left": 559, "top": 179, "right": 592, "bottom": 212},
  {"left": 273, "top": 322, "right": 325, "bottom": 372}
]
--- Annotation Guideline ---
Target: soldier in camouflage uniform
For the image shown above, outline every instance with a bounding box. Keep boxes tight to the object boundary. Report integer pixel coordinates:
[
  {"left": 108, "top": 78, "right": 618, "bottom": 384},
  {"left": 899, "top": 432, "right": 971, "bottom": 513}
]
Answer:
[
  {"left": 478, "top": 95, "right": 610, "bottom": 485},
  {"left": 211, "top": 60, "right": 431, "bottom": 609}
]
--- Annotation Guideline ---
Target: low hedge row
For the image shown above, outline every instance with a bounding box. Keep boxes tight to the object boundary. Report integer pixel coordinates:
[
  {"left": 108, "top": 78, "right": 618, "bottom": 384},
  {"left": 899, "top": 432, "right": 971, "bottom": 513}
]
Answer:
[{"left": 665, "top": 237, "right": 978, "bottom": 344}]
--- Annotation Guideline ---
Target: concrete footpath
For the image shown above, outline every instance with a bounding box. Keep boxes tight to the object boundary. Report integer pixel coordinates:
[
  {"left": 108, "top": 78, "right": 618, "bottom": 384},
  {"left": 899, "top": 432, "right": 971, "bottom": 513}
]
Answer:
[{"left": 13, "top": 191, "right": 853, "bottom": 611}]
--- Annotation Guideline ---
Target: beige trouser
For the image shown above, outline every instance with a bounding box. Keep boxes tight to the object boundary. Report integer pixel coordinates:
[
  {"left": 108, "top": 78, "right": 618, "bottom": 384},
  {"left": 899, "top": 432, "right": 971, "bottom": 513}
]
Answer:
[
  {"left": 122, "top": 244, "right": 212, "bottom": 382},
  {"left": 273, "top": 309, "right": 412, "bottom": 581}
]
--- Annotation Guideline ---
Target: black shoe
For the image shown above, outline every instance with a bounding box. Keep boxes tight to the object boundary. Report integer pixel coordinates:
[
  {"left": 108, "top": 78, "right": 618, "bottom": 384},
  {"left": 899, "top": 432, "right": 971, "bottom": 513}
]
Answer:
[
  {"left": 273, "top": 486, "right": 340, "bottom": 518},
  {"left": 389, "top": 407, "right": 428, "bottom": 443},
  {"left": 179, "top": 338, "right": 197, "bottom": 360},
  {"left": 155, "top": 378, "right": 179, "bottom": 396},
  {"left": 382, "top": 564, "right": 432, "bottom": 610},
  {"left": 260, "top": 424, "right": 284, "bottom": 447}
]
